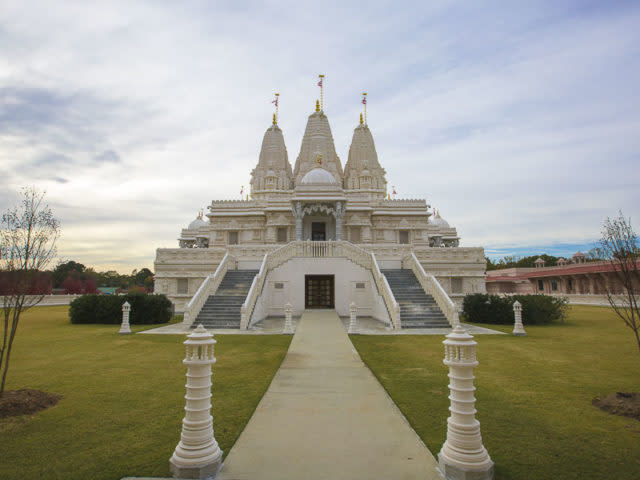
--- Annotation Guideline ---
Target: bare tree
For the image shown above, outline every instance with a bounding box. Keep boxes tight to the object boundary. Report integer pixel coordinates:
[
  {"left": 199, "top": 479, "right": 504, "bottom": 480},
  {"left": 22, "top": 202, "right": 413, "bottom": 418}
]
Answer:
[
  {"left": 598, "top": 211, "right": 640, "bottom": 354},
  {"left": 0, "top": 188, "right": 60, "bottom": 396}
]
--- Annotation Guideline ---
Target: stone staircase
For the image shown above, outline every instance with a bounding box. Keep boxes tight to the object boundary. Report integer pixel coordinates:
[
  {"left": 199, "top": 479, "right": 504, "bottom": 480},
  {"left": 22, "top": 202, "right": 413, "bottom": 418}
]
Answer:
[
  {"left": 193, "top": 270, "right": 259, "bottom": 329},
  {"left": 382, "top": 269, "right": 450, "bottom": 328}
]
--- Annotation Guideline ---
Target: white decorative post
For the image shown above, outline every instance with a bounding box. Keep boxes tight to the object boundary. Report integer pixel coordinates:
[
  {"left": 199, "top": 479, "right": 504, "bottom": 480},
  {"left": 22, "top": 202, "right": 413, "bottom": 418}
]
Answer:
[
  {"left": 348, "top": 302, "right": 358, "bottom": 334},
  {"left": 512, "top": 300, "right": 526, "bottom": 336},
  {"left": 119, "top": 301, "right": 131, "bottom": 334},
  {"left": 439, "top": 325, "right": 494, "bottom": 480},
  {"left": 283, "top": 302, "right": 294, "bottom": 334},
  {"left": 170, "top": 325, "right": 223, "bottom": 479}
]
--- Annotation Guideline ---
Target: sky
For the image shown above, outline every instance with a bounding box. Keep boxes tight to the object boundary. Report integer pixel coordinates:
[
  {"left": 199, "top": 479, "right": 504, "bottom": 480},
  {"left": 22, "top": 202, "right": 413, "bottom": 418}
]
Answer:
[{"left": 1, "top": 1, "right": 639, "bottom": 272}]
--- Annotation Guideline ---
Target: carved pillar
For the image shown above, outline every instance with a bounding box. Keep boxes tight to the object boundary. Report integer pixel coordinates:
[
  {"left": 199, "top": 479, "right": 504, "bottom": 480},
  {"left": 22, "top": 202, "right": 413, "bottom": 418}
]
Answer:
[
  {"left": 362, "top": 226, "right": 372, "bottom": 243},
  {"left": 335, "top": 201, "right": 344, "bottom": 241},
  {"left": 170, "top": 325, "right": 223, "bottom": 479},
  {"left": 439, "top": 325, "right": 493, "bottom": 479},
  {"left": 292, "top": 201, "right": 304, "bottom": 241}
]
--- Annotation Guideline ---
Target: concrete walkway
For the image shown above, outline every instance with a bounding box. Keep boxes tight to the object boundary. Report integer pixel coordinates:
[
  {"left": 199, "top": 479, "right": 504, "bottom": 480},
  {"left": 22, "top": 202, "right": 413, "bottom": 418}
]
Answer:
[{"left": 217, "top": 309, "right": 444, "bottom": 480}]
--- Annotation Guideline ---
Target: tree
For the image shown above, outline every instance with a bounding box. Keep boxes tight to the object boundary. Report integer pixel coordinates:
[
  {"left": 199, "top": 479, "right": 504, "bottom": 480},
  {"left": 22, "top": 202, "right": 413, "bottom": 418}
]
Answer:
[
  {"left": 598, "top": 211, "right": 640, "bottom": 355},
  {"left": 0, "top": 188, "right": 60, "bottom": 396},
  {"left": 52, "top": 260, "right": 85, "bottom": 288}
]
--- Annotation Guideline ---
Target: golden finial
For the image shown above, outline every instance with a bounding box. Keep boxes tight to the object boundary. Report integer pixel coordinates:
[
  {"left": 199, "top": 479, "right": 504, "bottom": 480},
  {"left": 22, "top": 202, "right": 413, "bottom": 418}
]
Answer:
[
  {"left": 362, "top": 92, "right": 368, "bottom": 125},
  {"left": 318, "top": 74, "right": 325, "bottom": 111},
  {"left": 315, "top": 99, "right": 320, "bottom": 112},
  {"left": 273, "top": 113, "right": 277, "bottom": 125},
  {"left": 359, "top": 113, "right": 363, "bottom": 124}
]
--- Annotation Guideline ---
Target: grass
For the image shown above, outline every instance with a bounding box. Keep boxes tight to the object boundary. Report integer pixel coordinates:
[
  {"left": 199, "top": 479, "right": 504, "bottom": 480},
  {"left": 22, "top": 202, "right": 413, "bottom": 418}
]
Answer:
[
  {"left": 351, "top": 305, "right": 640, "bottom": 480},
  {"left": 0, "top": 306, "right": 291, "bottom": 480}
]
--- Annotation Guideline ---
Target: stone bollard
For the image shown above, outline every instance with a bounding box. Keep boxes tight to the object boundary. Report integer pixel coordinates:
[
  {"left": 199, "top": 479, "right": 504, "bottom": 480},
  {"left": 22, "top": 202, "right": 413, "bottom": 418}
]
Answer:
[
  {"left": 119, "top": 301, "right": 131, "bottom": 334},
  {"left": 170, "top": 324, "right": 223, "bottom": 479},
  {"left": 283, "top": 302, "right": 294, "bottom": 334},
  {"left": 512, "top": 300, "right": 526, "bottom": 336},
  {"left": 438, "top": 325, "right": 494, "bottom": 480},
  {"left": 348, "top": 302, "right": 358, "bottom": 334}
]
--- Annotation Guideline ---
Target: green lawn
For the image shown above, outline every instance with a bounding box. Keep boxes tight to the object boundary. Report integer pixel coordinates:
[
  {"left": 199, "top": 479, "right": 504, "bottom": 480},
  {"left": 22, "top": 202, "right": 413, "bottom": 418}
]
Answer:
[
  {"left": 0, "top": 306, "right": 291, "bottom": 480},
  {"left": 351, "top": 305, "right": 640, "bottom": 480}
]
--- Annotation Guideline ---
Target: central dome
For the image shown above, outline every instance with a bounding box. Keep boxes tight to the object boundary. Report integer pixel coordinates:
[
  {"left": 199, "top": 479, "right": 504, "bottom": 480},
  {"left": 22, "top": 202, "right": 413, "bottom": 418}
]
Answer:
[{"left": 300, "top": 167, "right": 337, "bottom": 185}]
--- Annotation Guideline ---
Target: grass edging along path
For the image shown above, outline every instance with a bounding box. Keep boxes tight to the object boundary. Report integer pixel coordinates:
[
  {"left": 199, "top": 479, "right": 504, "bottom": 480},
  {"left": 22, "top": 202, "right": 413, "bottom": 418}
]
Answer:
[
  {"left": 351, "top": 305, "right": 640, "bottom": 480},
  {"left": 0, "top": 306, "right": 291, "bottom": 480}
]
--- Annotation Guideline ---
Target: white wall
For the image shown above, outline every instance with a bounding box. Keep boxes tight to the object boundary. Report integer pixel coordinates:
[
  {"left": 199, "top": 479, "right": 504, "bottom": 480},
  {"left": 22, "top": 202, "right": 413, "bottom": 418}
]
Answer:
[{"left": 250, "top": 257, "right": 391, "bottom": 324}]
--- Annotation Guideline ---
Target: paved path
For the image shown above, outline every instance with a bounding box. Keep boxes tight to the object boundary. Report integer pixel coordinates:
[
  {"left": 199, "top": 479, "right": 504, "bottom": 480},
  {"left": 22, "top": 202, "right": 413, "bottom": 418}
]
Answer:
[{"left": 217, "top": 309, "right": 443, "bottom": 480}]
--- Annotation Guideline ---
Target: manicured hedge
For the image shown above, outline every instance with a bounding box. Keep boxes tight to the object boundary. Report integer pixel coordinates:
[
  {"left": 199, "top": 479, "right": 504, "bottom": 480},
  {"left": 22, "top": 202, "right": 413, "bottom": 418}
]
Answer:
[
  {"left": 69, "top": 293, "right": 173, "bottom": 325},
  {"left": 462, "top": 293, "right": 568, "bottom": 325}
]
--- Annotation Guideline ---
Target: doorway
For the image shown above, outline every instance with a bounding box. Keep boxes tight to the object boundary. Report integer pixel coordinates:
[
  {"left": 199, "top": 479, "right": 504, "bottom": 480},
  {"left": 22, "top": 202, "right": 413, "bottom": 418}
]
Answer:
[
  {"left": 311, "top": 222, "right": 326, "bottom": 241},
  {"left": 305, "top": 275, "right": 334, "bottom": 309}
]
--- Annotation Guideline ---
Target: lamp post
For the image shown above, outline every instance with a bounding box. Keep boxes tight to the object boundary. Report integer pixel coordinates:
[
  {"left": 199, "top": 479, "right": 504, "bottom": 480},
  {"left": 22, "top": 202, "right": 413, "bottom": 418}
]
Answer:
[
  {"left": 438, "top": 325, "right": 494, "bottom": 480},
  {"left": 348, "top": 302, "right": 358, "bottom": 334},
  {"left": 170, "top": 324, "right": 223, "bottom": 479},
  {"left": 283, "top": 302, "right": 294, "bottom": 334},
  {"left": 512, "top": 300, "right": 526, "bottom": 336},
  {"left": 119, "top": 301, "right": 131, "bottom": 334}
]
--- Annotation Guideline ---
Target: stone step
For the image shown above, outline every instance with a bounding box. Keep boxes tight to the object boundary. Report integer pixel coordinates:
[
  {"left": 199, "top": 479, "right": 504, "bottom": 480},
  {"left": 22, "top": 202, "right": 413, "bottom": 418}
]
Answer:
[
  {"left": 194, "top": 269, "right": 259, "bottom": 328},
  {"left": 382, "top": 268, "right": 451, "bottom": 329}
]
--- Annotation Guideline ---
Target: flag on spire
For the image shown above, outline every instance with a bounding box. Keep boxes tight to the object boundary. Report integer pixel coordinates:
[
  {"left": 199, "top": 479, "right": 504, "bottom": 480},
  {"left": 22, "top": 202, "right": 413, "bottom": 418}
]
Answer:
[
  {"left": 317, "top": 78, "right": 323, "bottom": 87},
  {"left": 392, "top": 186, "right": 397, "bottom": 195},
  {"left": 362, "top": 97, "right": 367, "bottom": 105},
  {"left": 271, "top": 96, "right": 278, "bottom": 107}
]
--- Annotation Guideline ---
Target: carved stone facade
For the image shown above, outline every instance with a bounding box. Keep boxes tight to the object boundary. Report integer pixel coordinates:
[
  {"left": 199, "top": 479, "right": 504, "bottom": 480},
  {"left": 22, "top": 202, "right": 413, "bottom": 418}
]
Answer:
[{"left": 155, "top": 100, "right": 486, "bottom": 311}]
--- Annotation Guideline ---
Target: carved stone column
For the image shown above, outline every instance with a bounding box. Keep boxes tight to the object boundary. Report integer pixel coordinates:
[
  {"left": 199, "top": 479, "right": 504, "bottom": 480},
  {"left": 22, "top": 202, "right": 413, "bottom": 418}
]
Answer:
[
  {"left": 119, "top": 301, "right": 131, "bottom": 334},
  {"left": 439, "top": 325, "right": 494, "bottom": 480},
  {"left": 335, "top": 201, "right": 344, "bottom": 241},
  {"left": 512, "top": 300, "right": 526, "bottom": 336},
  {"left": 170, "top": 325, "right": 223, "bottom": 479},
  {"left": 292, "top": 201, "right": 304, "bottom": 241},
  {"left": 283, "top": 302, "right": 294, "bottom": 334},
  {"left": 348, "top": 302, "right": 357, "bottom": 334}
]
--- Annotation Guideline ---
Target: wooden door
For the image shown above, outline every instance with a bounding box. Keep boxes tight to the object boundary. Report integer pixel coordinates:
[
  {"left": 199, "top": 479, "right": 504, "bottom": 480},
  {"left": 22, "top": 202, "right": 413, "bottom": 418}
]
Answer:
[{"left": 305, "top": 275, "right": 334, "bottom": 309}]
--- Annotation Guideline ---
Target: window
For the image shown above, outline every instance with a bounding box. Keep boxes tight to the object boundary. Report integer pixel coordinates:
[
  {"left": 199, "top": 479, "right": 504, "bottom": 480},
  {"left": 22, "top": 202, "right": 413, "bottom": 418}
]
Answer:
[
  {"left": 177, "top": 278, "right": 188, "bottom": 294},
  {"left": 451, "top": 277, "right": 463, "bottom": 293},
  {"left": 351, "top": 227, "right": 361, "bottom": 243},
  {"left": 355, "top": 282, "right": 365, "bottom": 289},
  {"left": 274, "top": 282, "right": 284, "bottom": 289},
  {"left": 551, "top": 279, "right": 558, "bottom": 291},
  {"left": 399, "top": 230, "right": 409, "bottom": 244},
  {"left": 277, "top": 227, "right": 287, "bottom": 243},
  {"left": 538, "top": 280, "right": 544, "bottom": 291},
  {"left": 228, "top": 231, "right": 239, "bottom": 245}
]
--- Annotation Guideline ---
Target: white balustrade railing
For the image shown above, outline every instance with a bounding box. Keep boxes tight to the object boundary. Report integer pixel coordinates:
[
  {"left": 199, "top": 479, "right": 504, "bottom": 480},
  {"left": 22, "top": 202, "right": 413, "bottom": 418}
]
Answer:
[
  {"left": 403, "top": 252, "right": 459, "bottom": 326},
  {"left": 239, "top": 240, "right": 401, "bottom": 329},
  {"left": 371, "top": 252, "right": 402, "bottom": 329},
  {"left": 183, "top": 252, "right": 235, "bottom": 326},
  {"left": 240, "top": 252, "right": 268, "bottom": 330}
]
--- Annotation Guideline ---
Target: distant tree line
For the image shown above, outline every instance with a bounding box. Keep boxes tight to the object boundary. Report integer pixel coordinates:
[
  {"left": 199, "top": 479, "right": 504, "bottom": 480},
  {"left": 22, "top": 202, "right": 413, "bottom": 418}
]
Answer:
[
  {"left": 0, "top": 260, "right": 154, "bottom": 295},
  {"left": 486, "top": 248, "right": 603, "bottom": 271}
]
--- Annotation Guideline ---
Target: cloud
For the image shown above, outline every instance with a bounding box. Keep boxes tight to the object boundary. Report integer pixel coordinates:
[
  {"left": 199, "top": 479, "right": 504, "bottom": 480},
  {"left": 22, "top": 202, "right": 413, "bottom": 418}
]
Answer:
[{"left": 0, "top": 1, "right": 639, "bottom": 272}]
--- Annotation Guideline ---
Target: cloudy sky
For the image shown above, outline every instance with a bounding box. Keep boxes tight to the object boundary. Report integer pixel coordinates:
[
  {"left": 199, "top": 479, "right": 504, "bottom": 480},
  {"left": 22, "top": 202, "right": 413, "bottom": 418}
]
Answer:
[{"left": 1, "top": 1, "right": 639, "bottom": 272}]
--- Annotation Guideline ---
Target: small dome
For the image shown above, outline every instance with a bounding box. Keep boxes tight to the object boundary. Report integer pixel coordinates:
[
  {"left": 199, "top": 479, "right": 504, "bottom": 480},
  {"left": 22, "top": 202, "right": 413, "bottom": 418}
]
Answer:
[
  {"left": 430, "top": 210, "right": 450, "bottom": 228},
  {"left": 573, "top": 251, "right": 585, "bottom": 258},
  {"left": 300, "top": 167, "right": 337, "bottom": 185},
  {"left": 188, "top": 212, "right": 207, "bottom": 230}
]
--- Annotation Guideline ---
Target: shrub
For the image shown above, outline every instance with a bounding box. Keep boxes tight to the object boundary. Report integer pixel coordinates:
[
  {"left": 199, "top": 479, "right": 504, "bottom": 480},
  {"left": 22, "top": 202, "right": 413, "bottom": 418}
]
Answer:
[
  {"left": 462, "top": 293, "right": 567, "bottom": 325},
  {"left": 69, "top": 293, "right": 173, "bottom": 325}
]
